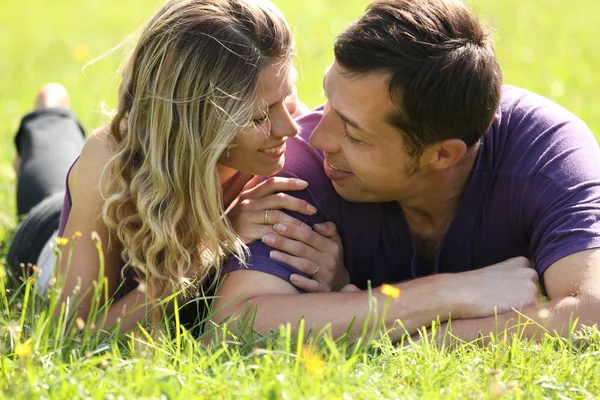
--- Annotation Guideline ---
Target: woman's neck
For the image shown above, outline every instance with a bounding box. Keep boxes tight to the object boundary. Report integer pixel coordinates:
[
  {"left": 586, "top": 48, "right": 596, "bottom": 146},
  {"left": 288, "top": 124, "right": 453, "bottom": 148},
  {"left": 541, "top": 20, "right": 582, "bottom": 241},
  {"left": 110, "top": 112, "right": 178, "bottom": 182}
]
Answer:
[
  {"left": 218, "top": 165, "right": 257, "bottom": 209},
  {"left": 218, "top": 164, "right": 239, "bottom": 185}
]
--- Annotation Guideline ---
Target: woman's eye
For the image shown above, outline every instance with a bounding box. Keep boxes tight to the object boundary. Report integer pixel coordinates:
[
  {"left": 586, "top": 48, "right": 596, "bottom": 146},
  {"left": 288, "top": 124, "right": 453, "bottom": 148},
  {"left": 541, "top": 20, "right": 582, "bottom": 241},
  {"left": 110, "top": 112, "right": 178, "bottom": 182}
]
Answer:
[{"left": 252, "top": 115, "right": 268, "bottom": 126}]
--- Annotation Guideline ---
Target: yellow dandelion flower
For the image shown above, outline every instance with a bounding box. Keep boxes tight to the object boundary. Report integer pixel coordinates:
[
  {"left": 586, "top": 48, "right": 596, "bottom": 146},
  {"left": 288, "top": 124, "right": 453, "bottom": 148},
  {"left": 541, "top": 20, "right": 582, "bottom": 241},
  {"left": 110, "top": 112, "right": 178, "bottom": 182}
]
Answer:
[
  {"left": 73, "top": 231, "right": 83, "bottom": 239},
  {"left": 301, "top": 346, "right": 326, "bottom": 378},
  {"left": 380, "top": 284, "right": 401, "bottom": 300},
  {"left": 14, "top": 342, "right": 32, "bottom": 358},
  {"left": 73, "top": 44, "right": 89, "bottom": 62},
  {"left": 28, "top": 277, "right": 35, "bottom": 285},
  {"left": 76, "top": 317, "right": 86, "bottom": 330},
  {"left": 55, "top": 237, "right": 69, "bottom": 246},
  {"left": 32, "top": 265, "right": 38, "bottom": 272}
]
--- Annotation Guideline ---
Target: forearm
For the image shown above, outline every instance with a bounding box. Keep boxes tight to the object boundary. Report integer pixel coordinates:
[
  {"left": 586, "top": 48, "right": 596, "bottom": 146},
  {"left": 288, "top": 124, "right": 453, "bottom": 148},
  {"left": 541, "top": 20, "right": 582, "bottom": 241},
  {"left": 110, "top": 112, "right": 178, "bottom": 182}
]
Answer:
[
  {"left": 213, "top": 273, "right": 461, "bottom": 341},
  {"left": 440, "top": 295, "right": 600, "bottom": 343},
  {"left": 95, "top": 289, "right": 154, "bottom": 333},
  {"left": 63, "top": 288, "right": 159, "bottom": 333}
]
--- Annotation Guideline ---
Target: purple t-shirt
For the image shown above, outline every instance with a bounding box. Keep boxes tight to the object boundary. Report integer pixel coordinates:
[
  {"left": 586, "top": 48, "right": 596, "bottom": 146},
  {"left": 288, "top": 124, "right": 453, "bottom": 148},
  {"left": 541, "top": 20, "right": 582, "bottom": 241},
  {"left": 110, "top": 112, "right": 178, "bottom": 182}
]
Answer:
[{"left": 226, "top": 85, "right": 600, "bottom": 289}]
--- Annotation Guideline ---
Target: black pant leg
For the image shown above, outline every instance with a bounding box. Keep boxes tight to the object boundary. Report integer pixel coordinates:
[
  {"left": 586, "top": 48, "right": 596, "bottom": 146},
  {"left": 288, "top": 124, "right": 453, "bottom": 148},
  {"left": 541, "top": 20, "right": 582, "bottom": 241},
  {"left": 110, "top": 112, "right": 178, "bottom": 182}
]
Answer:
[{"left": 14, "top": 108, "right": 85, "bottom": 216}]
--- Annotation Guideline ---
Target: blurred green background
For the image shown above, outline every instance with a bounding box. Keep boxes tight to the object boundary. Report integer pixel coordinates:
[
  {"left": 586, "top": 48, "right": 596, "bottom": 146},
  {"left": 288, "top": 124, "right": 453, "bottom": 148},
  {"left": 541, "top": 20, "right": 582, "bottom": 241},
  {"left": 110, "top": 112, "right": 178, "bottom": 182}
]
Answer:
[{"left": 0, "top": 0, "right": 598, "bottom": 240}]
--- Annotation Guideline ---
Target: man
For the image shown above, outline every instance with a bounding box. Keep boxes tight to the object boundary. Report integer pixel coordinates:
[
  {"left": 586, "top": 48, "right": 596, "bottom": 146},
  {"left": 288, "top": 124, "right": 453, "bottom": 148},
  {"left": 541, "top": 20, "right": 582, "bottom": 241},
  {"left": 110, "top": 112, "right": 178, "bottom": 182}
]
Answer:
[{"left": 211, "top": 0, "right": 600, "bottom": 343}]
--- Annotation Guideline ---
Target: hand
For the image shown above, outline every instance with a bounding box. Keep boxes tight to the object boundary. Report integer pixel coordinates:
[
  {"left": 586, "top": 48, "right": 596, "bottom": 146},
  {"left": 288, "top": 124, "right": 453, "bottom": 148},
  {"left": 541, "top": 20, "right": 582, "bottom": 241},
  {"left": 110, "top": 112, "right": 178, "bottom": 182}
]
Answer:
[
  {"left": 262, "top": 221, "right": 350, "bottom": 292},
  {"left": 452, "top": 257, "right": 541, "bottom": 319},
  {"left": 227, "top": 177, "right": 317, "bottom": 244}
]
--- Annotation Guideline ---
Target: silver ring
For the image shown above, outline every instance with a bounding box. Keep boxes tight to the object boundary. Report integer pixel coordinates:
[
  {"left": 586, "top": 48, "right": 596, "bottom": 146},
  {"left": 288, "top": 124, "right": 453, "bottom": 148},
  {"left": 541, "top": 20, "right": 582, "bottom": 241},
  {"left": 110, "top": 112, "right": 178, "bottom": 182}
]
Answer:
[
  {"left": 311, "top": 265, "right": 319, "bottom": 277},
  {"left": 264, "top": 209, "right": 269, "bottom": 225}
]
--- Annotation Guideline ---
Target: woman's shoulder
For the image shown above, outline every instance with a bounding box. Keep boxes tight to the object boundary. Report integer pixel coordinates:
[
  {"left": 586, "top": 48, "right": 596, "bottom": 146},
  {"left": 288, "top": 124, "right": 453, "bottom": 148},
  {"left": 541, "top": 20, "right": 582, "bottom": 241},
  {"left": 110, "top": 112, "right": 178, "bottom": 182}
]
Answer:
[
  {"left": 69, "top": 124, "right": 117, "bottom": 199},
  {"left": 82, "top": 124, "right": 116, "bottom": 163}
]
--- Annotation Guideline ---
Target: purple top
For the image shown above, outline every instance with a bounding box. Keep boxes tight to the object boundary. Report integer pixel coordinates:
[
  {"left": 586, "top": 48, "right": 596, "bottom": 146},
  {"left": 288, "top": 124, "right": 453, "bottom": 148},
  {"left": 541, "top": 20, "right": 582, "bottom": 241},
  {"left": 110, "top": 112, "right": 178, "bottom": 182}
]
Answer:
[
  {"left": 57, "top": 159, "right": 77, "bottom": 238},
  {"left": 225, "top": 85, "right": 600, "bottom": 289}
]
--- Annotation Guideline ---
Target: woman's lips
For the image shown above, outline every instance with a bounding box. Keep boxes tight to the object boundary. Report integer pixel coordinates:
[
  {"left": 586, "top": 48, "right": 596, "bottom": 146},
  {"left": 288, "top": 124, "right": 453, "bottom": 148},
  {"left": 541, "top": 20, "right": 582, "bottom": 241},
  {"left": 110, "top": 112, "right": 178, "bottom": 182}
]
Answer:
[{"left": 258, "top": 142, "right": 286, "bottom": 158}]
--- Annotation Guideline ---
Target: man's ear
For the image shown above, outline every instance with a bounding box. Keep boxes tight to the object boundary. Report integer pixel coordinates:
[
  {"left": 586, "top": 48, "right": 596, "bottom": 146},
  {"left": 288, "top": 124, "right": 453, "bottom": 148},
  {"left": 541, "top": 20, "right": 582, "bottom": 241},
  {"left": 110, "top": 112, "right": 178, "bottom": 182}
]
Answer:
[{"left": 423, "top": 139, "right": 468, "bottom": 170}]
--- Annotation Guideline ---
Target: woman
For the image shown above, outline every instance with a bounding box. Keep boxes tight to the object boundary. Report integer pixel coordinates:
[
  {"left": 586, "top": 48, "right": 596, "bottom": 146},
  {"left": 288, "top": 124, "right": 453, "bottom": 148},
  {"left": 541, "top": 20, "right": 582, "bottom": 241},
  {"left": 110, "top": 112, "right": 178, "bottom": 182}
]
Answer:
[{"left": 11, "top": 0, "right": 345, "bottom": 332}]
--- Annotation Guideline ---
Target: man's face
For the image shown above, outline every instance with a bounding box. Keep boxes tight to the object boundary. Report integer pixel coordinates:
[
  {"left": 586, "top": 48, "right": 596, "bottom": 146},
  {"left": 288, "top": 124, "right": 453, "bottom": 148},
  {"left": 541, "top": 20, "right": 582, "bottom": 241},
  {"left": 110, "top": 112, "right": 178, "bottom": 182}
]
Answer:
[{"left": 310, "top": 61, "right": 424, "bottom": 203}]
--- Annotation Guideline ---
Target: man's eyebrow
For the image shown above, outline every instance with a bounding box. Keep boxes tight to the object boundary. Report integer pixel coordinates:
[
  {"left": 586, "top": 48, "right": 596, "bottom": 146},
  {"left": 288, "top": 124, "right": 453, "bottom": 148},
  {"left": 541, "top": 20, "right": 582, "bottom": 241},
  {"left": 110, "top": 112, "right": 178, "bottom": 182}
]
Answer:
[
  {"left": 323, "top": 74, "right": 368, "bottom": 133},
  {"left": 337, "top": 110, "right": 366, "bottom": 133}
]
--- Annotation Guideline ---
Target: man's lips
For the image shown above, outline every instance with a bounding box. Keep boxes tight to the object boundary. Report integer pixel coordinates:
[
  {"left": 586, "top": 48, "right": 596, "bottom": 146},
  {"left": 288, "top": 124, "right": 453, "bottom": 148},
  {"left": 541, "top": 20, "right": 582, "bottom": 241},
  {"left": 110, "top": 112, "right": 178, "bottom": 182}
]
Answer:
[
  {"left": 327, "top": 161, "right": 349, "bottom": 173},
  {"left": 324, "top": 159, "right": 353, "bottom": 180}
]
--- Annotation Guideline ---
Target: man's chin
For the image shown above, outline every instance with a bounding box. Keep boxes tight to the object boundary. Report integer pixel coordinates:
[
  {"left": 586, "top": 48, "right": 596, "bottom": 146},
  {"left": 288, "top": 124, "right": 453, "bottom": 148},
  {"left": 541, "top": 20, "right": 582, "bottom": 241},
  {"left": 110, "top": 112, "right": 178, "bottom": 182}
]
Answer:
[{"left": 331, "top": 181, "right": 370, "bottom": 203}]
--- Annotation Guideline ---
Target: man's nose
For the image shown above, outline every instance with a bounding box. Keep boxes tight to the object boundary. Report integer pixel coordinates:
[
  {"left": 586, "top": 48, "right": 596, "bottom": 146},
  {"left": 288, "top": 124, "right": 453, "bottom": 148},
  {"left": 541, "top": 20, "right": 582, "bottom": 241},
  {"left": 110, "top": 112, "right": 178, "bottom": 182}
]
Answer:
[{"left": 310, "top": 112, "right": 339, "bottom": 153}]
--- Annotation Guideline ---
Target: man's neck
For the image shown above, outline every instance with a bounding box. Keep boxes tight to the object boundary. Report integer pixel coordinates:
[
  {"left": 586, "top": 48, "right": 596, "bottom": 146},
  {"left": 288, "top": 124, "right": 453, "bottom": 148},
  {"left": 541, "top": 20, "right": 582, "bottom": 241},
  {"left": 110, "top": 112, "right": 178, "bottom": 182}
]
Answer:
[{"left": 400, "top": 143, "right": 480, "bottom": 238}]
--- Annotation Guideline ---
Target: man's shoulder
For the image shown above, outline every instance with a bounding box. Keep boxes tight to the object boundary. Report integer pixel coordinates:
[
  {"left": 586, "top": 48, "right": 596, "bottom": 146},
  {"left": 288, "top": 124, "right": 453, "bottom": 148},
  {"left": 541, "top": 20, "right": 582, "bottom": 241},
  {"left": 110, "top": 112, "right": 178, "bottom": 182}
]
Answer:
[
  {"left": 271, "top": 106, "right": 336, "bottom": 211},
  {"left": 484, "top": 85, "right": 597, "bottom": 179},
  {"left": 295, "top": 105, "right": 324, "bottom": 143},
  {"left": 499, "top": 85, "right": 588, "bottom": 132}
]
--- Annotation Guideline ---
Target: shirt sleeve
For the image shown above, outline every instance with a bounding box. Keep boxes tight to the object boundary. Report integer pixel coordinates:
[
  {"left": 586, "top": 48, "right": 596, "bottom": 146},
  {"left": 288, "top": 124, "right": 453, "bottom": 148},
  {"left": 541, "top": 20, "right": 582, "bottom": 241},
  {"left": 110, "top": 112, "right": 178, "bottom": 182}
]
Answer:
[
  {"left": 525, "top": 116, "right": 600, "bottom": 276},
  {"left": 223, "top": 110, "right": 344, "bottom": 288}
]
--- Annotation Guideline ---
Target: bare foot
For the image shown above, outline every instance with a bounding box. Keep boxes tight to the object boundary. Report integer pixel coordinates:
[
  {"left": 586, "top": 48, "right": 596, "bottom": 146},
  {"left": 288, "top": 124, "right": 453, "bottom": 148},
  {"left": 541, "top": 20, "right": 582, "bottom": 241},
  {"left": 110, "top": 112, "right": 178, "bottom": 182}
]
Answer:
[{"left": 34, "top": 83, "right": 71, "bottom": 110}]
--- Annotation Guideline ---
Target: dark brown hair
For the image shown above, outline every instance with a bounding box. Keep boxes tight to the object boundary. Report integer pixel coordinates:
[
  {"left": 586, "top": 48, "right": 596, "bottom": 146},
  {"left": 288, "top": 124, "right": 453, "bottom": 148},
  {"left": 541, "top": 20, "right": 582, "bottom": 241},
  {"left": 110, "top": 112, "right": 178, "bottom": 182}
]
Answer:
[{"left": 334, "top": 0, "right": 503, "bottom": 157}]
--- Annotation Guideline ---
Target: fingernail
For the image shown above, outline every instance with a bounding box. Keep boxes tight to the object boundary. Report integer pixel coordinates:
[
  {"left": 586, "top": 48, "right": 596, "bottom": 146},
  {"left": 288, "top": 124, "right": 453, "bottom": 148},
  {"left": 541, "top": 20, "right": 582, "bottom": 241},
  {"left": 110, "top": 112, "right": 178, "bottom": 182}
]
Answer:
[
  {"left": 301, "top": 223, "right": 312, "bottom": 230},
  {"left": 296, "top": 179, "right": 308, "bottom": 187},
  {"left": 290, "top": 274, "right": 300, "bottom": 284},
  {"left": 270, "top": 250, "right": 282, "bottom": 260},
  {"left": 262, "top": 234, "right": 276, "bottom": 245},
  {"left": 273, "top": 223, "right": 287, "bottom": 233},
  {"left": 306, "top": 204, "right": 317, "bottom": 214}
]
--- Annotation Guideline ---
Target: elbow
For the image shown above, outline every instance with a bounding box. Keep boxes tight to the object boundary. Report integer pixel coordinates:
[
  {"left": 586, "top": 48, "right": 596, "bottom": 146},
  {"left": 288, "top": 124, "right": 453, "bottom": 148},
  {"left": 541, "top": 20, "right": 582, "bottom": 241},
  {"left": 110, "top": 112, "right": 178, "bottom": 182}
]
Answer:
[
  {"left": 552, "top": 292, "right": 600, "bottom": 327},
  {"left": 205, "top": 295, "right": 261, "bottom": 337},
  {"left": 576, "top": 293, "right": 600, "bottom": 326}
]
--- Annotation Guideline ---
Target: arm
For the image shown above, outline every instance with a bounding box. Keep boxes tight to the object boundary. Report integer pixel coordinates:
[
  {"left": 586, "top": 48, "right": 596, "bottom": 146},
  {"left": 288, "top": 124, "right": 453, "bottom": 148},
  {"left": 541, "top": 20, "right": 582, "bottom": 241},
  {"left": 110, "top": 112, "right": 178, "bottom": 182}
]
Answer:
[
  {"left": 210, "top": 256, "right": 540, "bottom": 341},
  {"left": 56, "top": 129, "right": 154, "bottom": 332},
  {"left": 435, "top": 249, "right": 600, "bottom": 343},
  {"left": 212, "top": 269, "right": 460, "bottom": 341}
]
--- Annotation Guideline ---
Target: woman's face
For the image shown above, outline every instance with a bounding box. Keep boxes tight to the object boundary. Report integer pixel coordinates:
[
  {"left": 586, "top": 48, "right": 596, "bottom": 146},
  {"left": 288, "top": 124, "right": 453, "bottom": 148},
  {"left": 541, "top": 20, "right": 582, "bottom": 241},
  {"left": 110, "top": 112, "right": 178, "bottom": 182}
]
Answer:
[{"left": 218, "top": 62, "right": 300, "bottom": 178}]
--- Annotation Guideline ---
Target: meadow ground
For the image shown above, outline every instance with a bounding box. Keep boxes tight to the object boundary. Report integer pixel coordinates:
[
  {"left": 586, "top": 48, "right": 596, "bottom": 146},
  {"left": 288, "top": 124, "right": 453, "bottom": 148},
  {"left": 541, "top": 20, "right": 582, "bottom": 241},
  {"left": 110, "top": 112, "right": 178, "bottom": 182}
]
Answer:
[{"left": 0, "top": 0, "right": 599, "bottom": 398}]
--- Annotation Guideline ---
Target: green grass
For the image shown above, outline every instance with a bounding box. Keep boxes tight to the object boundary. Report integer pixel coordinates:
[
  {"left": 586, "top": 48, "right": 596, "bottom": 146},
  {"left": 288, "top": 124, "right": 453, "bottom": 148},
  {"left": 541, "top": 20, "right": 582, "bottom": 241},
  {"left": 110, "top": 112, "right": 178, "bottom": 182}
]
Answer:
[{"left": 1, "top": 0, "right": 600, "bottom": 398}]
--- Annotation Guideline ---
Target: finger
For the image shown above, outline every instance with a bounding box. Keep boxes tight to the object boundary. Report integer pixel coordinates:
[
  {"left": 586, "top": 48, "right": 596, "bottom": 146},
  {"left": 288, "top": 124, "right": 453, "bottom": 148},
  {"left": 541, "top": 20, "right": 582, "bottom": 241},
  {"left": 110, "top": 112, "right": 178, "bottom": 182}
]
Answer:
[
  {"left": 272, "top": 223, "right": 331, "bottom": 253},
  {"left": 269, "top": 249, "right": 320, "bottom": 277},
  {"left": 243, "top": 177, "right": 308, "bottom": 199},
  {"left": 236, "top": 224, "right": 283, "bottom": 244},
  {"left": 313, "top": 222, "right": 341, "bottom": 242},
  {"left": 264, "top": 209, "right": 304, "bottom": 226},
  {"left": 262, "top": 233, "right": 320, "bottom": 263},
  {"left": 340, "top": 284, "right": 361, "bottom": 293},
  {"left": 240, "top": 209, "right": 303, "bottom": 226},
  {"left": 313, "top": 221, "right": 336, "bottom": 236},
  {"left": 290, "top": 274, "right": 325, "bottom": 293},
  {"left": 246, "top": 193, "right": 317, "bottom": 216}
]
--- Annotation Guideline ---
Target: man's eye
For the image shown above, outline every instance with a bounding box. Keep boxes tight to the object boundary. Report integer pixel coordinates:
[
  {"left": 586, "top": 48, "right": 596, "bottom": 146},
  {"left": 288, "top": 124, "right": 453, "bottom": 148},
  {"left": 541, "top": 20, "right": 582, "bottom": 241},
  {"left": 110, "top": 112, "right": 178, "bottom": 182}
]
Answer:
[{"left": 343, "top": 124, "right": 360, "bottom": 144}]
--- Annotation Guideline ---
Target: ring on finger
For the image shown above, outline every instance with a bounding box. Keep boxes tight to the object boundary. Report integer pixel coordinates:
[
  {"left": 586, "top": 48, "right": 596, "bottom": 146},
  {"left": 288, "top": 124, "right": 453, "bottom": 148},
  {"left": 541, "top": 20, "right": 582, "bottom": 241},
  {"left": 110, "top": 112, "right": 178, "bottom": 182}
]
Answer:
[
  {"left": 264, "top": 209, "right": 269, "bottom": 225},
  {"left": 311, "top": 265, "right": 319, "bottom": 277}
]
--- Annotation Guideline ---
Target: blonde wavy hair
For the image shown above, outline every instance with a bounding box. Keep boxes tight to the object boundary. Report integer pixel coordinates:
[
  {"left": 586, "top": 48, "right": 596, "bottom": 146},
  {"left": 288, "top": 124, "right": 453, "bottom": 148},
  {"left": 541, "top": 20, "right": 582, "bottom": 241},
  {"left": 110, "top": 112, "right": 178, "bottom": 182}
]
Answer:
[{"left": 101, "top": 0, "right": 294, "bottom": 298}]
